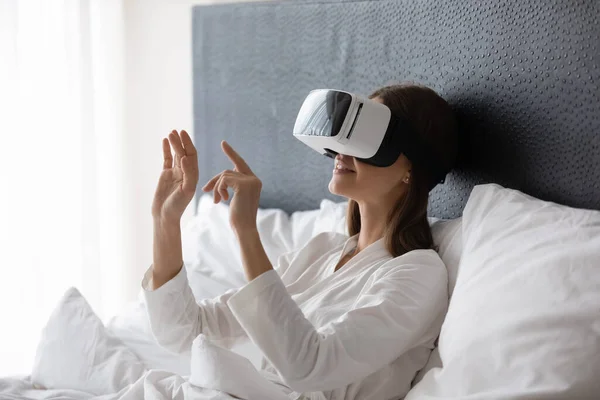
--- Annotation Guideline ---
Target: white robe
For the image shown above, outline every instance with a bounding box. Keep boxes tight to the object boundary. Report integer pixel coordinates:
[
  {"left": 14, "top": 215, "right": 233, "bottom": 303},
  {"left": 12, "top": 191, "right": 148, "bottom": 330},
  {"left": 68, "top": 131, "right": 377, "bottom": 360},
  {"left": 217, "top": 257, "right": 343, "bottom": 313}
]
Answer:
[{"left": 142, "top": 232, "right": 448, "bottom": 400}]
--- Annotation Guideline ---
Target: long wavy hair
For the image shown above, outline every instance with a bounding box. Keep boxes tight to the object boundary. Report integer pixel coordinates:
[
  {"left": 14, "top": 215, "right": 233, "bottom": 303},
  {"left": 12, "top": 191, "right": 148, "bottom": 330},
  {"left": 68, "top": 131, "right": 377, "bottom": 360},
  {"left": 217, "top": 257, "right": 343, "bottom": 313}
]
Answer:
[{"left": 347, "top": 83, "right": 459, "bottom": 257}]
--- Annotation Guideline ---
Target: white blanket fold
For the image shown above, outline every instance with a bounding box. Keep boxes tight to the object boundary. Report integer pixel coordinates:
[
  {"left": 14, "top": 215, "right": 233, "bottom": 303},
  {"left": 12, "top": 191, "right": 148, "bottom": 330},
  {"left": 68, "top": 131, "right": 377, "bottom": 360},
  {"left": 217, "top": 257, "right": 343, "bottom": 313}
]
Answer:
[{"left": 189, "top": 335, "right": 290, "bottom": 400}]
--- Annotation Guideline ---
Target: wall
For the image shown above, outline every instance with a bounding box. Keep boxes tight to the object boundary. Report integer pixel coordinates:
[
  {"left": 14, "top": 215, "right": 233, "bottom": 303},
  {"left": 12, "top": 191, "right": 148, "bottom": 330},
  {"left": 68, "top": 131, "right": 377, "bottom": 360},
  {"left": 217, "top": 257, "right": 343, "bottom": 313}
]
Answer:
[{"left": 123, "top": 0, "right": 266, "bottom": 296}]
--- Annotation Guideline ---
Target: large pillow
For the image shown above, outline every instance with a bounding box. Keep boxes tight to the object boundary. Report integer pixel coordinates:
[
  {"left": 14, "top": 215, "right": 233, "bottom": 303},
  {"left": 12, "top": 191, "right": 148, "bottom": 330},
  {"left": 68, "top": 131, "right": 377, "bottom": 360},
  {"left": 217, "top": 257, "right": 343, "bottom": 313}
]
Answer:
[
  {"left": 406, "top": 184, "right": 600, "bottom": 399},
  {"left": 183, "top": 195, "right": 293, "bottom": 295},
  {"left": 412, "top": 217, "right": 462, "bottom": 385},
  {"left": 32, "top": 288, "right": 146, "bottom": 395},
  {"left": 312, "top": 198, "right": 348, "bottom": 236},
  {"left": 429, "top": 217, "right": 462, "bottom": 298},
  {"left": 183, "top": 195, "right": 350, "bottom": 293}
]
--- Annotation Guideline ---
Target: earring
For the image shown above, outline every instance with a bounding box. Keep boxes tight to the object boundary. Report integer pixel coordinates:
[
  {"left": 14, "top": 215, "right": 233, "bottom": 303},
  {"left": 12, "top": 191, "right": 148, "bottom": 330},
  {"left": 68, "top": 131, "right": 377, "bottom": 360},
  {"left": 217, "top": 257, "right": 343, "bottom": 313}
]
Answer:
[{"left": 404, "top": 177, "right": 410, "bottom": 184}]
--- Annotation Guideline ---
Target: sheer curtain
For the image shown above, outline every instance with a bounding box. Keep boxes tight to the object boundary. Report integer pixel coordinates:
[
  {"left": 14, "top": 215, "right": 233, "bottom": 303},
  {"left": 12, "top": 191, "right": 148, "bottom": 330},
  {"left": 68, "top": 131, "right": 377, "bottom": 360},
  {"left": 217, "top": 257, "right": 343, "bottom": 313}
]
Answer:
[{"left": 0, "top": 0, "right": 130, "bottom": 375}]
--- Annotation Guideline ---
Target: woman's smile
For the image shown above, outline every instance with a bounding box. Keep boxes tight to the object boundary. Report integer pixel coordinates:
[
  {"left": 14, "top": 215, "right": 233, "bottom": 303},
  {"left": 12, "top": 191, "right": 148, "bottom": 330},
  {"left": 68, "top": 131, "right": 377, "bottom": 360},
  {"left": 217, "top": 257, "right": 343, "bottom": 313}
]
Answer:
[{"left": 333, "top": 161, "right": 356, "bottom": 174}]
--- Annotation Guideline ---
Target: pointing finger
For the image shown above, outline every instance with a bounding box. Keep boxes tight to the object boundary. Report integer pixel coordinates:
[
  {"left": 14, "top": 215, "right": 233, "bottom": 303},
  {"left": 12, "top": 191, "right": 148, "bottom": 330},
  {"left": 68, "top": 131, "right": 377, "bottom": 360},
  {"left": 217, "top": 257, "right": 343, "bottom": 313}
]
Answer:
[{"left": 221, "top": 141, "right": 252, "bottom": 175}]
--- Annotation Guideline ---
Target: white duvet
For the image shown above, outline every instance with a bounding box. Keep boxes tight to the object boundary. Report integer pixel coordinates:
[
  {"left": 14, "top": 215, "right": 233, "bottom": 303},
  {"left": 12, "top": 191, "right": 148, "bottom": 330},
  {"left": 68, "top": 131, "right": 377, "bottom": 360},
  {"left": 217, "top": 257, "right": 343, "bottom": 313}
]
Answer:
[
  {"left": 0, "top": 372, "right": 234, "bottom": 400},
  {"left": 0, "top": 286, "right": 295, "bottom": 400}
]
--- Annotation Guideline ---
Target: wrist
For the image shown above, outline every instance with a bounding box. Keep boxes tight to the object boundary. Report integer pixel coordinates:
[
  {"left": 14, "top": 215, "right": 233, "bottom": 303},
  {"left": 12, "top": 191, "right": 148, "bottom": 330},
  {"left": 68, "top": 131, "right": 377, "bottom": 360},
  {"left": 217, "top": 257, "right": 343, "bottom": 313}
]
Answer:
[
  {"left": 152, "top": 217, "right": 183, "bottom": 289},
  {"left": 234, "top": 225, "right": 273, "bottom": 281},
  {"left": 154, "top": 216, "right": 181, "bottom": 232},
  {"left": 232, "top": 224, "right": 259, "bottom": 239}
]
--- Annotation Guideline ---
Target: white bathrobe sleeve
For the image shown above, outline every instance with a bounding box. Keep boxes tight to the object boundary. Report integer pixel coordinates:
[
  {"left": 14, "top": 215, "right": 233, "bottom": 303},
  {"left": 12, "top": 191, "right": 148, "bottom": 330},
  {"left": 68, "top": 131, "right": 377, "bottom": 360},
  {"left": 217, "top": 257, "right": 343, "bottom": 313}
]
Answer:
[
  {"left": 142, "top": 265, "right": 245, "bottom": 353},
  {"left": 142, "top": 253, "right": 296, "bottom": 355},
  {"left": 226, "top": 251, "right": 448, "bottom": 393}
]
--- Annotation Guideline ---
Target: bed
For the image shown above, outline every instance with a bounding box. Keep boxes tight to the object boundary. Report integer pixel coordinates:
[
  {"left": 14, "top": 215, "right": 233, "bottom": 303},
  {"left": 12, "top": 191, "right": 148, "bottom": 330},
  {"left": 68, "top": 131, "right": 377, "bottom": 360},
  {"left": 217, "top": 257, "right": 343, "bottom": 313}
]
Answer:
[{"left": 2, "top": 0, "right": 599, "bottom": 399}]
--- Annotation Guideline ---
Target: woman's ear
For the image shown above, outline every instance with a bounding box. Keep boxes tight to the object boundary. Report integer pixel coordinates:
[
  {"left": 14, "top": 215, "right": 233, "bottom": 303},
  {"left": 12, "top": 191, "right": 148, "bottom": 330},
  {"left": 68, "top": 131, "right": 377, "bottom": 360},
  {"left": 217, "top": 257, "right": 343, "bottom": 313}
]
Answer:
[{"left": 403, "top": 170, "right": 411, "bottom": 184}]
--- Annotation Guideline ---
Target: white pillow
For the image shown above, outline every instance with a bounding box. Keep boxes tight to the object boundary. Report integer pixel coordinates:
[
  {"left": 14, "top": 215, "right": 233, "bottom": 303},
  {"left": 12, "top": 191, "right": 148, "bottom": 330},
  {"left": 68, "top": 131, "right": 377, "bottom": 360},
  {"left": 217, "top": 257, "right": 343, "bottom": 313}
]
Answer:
[
  {"left": 406, "top": 184, "right": 600, "bottom": 399},
  {"left": 429, "top": 217, "right": 463, "bottom": 297},
  {"left": 183, "top": 195, "right": 293, "bottom": 294},
  {"left": 312, "top": 198, "right": 348, "bottom": 236},
  {"left": 413, "top": 217, "right": 462, "bottom": 385},
  {"left": 290, "top": 207, "right": 324, "bottom": 249},
  {"left": 184, "top": 194, "right": 327, "bottom": 285},
  {"left": 106, "top": 300, "right": 191, "bottom": 376},
  {"left": 32, "top": 288, "right": 146, "bottom": 395}
]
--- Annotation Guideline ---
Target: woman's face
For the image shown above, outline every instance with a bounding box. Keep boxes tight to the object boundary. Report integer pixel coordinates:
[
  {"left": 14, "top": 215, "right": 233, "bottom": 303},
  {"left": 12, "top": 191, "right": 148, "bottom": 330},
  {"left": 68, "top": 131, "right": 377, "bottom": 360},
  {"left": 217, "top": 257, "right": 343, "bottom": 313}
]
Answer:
[{"left": 328, "top": 98, "right": 412, "bottom": 203}]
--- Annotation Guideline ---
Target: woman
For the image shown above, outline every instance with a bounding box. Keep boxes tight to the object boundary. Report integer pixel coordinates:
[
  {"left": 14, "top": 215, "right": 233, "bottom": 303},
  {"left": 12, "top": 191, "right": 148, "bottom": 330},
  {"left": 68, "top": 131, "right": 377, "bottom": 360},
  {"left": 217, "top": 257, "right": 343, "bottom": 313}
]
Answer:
[{"left": 144, "top": 83, "right": 459, "bottom": 400}]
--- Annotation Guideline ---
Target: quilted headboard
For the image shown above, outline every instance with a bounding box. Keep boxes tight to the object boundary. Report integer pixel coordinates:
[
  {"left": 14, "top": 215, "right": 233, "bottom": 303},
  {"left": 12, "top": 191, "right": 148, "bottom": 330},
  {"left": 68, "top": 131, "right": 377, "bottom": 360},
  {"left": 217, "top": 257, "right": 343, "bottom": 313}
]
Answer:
[{"left": 192, "top": 0, "right": 599, "bottom": 218}]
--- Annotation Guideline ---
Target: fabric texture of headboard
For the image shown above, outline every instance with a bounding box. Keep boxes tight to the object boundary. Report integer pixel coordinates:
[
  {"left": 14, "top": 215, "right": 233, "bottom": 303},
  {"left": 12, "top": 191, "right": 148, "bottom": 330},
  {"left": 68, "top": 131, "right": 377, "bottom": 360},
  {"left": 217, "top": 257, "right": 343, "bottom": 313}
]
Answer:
[{"left": 192, "top": 0, "right": 599, "bottom": 218}]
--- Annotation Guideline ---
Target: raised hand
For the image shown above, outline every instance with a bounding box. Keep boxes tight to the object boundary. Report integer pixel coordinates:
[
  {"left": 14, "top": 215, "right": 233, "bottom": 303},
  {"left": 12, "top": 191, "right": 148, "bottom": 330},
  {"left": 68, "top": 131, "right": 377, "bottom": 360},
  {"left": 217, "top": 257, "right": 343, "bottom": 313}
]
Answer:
[
  {"left": 202, "top": 141, "right": 262, "bottom": 233},
  {"left": 152, "top": 130, "right": 198, "bottom": 223}
]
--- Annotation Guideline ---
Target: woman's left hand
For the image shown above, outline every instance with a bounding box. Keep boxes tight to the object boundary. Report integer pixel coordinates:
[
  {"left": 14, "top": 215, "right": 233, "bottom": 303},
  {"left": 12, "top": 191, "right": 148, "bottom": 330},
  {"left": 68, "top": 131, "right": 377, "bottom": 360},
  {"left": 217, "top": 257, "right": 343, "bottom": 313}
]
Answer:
[{"left": 202, "top": 141, "right": 262, "bottom": 233}]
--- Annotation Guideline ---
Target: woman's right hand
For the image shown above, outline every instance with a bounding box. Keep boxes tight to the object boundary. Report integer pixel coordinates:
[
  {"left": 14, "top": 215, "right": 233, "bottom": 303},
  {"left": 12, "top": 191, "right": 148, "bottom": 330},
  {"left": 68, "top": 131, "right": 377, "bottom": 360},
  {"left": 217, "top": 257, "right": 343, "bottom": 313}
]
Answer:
[{"left": 151, "top": 130, "right": 198, "bottom": 223}]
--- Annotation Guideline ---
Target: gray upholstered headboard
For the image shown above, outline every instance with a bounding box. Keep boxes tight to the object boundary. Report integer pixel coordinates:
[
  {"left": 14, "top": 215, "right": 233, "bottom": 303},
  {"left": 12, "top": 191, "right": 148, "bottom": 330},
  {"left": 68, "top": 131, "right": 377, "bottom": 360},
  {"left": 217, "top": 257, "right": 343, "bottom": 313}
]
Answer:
[{"left": 192, "top": 0, "right": 599, "bottom": 218}]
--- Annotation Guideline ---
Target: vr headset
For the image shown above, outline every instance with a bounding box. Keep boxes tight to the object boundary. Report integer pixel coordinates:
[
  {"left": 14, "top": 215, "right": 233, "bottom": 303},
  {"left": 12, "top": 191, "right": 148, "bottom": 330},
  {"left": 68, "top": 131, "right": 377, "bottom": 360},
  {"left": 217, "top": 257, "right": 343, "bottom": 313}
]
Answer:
[{"left": 293, "top": 89, "right": 449, "bottom": 190}]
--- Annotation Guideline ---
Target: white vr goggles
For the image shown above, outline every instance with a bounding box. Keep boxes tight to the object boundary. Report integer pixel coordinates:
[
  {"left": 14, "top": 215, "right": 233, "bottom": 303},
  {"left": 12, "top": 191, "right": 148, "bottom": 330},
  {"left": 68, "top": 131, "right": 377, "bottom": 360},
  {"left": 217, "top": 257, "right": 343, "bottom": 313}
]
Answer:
[{"left": 293, "top": 89, "right": 449, "bottom": 189}]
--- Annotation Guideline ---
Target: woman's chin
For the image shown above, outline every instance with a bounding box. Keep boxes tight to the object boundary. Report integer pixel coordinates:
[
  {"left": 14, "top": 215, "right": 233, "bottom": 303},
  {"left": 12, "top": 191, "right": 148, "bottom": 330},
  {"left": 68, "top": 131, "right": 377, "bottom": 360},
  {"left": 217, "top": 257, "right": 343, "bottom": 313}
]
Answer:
[{"left": 328, "top": 179, "right": 351, "bottom": 197}]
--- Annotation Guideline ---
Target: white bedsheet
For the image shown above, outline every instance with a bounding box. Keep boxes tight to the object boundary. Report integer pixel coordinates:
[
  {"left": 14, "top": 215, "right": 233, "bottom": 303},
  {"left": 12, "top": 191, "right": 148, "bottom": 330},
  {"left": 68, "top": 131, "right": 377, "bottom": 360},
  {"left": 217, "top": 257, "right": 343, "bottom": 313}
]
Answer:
[
  {"left": 0, "top": 376, "right": 93, "bottom": 400},
  {"left": 0, "top": 373, "right": 233, "bottom": 400}
]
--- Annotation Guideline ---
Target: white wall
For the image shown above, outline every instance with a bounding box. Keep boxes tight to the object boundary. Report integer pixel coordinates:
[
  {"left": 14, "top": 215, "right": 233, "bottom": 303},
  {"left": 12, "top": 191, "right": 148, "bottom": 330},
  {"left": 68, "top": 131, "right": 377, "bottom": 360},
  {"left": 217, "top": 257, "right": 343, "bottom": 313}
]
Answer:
[{"left": 123, "top": 0, "right": 266, "bottom": 295}]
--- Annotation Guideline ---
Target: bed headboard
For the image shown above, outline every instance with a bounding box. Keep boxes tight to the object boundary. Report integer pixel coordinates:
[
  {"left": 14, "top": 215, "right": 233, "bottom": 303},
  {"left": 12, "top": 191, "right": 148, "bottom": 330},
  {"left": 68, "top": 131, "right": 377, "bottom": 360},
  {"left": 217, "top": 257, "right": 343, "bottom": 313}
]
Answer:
[{"left": 192, "top": 0, "right": 599, "bottom": 218}]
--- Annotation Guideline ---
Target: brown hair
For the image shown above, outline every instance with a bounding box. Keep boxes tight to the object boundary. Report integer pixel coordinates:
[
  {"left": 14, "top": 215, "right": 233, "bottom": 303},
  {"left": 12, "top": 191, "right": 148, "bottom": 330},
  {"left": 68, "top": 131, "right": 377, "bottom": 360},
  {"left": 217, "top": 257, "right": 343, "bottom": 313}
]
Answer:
[{"left": 347, "top": 83, "right": 459, "bottom": 257}]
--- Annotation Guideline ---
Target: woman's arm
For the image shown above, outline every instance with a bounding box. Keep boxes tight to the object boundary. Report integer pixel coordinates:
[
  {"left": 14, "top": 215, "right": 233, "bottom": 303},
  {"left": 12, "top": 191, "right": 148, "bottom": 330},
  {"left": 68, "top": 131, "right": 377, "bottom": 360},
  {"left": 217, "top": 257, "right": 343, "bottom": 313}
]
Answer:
[
  {"left": 201, "top": 140, "right": 272, "bottom": 282},
  {"left": 145, "top": 131, "right": 247, "bottom": 353},
  {"left": 150, "top": 129, "right": 197, "bottom": 288},
  {"left": 144, "top": 227, "right": 295, "bottom": 354},
  {"left": 151, "top": 218, "right": 183, "bottom": 289},
  {"left": 142, "top": 262, "right": 247, "bottom": 354},
  {"left": 236, "top": 226, "right": 274, "bottom": 281},
  {"left": 226, "top": 251, "right": 448, "bottom": 393},
  {"left": 145, "top": 215, "right": 249, "bottom": 353}
]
